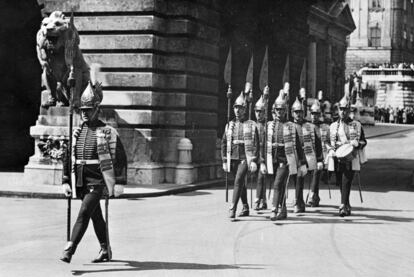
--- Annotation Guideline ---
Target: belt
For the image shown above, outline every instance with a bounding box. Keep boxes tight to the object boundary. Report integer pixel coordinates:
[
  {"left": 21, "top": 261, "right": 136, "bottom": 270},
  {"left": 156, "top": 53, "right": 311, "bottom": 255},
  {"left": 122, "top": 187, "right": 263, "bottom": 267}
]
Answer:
[
  {"left": 76, "top": 159, "right": 100, "bottom": 165},
  {"left": 232, "top": 140, "right": 245, "bottom": 145},
  {"left": 272, "top": 143, "right": 284, "bottom": 147}
]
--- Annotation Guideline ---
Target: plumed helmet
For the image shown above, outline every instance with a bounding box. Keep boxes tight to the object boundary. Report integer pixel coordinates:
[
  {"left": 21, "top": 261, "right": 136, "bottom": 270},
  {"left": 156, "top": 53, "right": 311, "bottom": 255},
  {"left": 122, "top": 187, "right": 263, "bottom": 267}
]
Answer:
[
  {"left": 292, "top": 97, "right": 304, "bottom": 111},
  {"left": 310, "top": 99, "right": 321, "bottom": 113},
  {"left": 80, "top": 81, "right": 103, "bottom": 109},
  {"left": 338, "top": 94, "right": 350, "bottom": 108},
  {"left": 233, "top": 91, "right": 247, "bottom": 107},
  {"left": 254, "top": 95, "right": 265, "bottom": 111},
  {"left": 274, "top": 89, "right": 287, "bottom": 109}
]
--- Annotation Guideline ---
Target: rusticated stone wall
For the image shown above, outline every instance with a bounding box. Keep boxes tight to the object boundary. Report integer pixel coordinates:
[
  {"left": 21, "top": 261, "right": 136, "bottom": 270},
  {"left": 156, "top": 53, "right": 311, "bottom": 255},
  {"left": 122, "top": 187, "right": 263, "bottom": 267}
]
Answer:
[{"left": 35, "top": 0, "right": 221, "bottom": 184}]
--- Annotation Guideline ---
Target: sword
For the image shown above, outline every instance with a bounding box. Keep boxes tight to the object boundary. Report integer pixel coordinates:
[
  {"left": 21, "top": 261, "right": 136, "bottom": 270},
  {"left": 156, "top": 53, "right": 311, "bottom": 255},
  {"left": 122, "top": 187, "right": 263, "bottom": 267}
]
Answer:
[
  {"left": 105, "top": 195, "right": 112, "bottom": 261},
  {"left": 357, "top": 171, "right": 363, "bottom": 203},
  {"left": 281, "top": 174, "right": 291, "bottom": 210}
]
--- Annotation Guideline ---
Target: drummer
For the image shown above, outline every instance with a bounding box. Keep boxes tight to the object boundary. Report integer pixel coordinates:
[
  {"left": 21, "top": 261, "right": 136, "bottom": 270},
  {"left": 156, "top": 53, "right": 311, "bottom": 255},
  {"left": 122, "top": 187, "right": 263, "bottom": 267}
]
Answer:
[{"left": 326, "top": 95, "right": 367, "bottom": 217}]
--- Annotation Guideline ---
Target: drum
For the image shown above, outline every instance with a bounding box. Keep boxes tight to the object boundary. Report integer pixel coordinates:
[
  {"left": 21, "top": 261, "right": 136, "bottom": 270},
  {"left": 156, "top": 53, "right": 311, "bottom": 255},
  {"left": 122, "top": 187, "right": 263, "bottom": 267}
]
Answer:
[{"left": 335, "top": 144, "right": 355, "bottom": 163}]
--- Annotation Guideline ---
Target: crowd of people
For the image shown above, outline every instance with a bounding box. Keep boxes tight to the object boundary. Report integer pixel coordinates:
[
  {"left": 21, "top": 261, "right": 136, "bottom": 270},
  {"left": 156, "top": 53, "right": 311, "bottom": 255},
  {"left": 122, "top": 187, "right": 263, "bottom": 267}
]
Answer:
[{"left": 374, "top": 106, "right": 414, "bottom": 124}]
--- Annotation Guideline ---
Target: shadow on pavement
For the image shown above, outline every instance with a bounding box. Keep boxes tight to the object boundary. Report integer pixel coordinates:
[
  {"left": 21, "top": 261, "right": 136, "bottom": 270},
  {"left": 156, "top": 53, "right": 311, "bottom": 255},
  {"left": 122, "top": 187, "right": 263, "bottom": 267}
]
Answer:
[
  {"left": 271, "top": 205, "right": 414, "bottom": 225},
  {"left": 72, "top": 260, "right": 263, "bottom": 275}
]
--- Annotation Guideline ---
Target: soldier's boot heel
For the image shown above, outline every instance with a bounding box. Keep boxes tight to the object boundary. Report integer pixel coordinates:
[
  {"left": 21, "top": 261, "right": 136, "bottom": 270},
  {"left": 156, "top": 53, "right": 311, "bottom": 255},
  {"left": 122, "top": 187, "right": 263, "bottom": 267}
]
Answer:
[
  {"left": 60, "top": 241, "right": 76, "bottom": 263},
  {"left": 91, "top": 243, "right": 111, "bottom": 263},
  {"left": 238, "top": 204, "right": 250, "bottom": 217}
]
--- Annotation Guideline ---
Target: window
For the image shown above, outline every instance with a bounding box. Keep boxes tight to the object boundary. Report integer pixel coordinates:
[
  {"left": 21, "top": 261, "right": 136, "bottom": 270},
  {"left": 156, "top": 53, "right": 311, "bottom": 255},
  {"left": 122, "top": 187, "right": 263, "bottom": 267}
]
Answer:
[
  {"left": 370, "top": 0, "right": 382, "bottom": 9},
  {"left": 369, "top": 27, "right": 381, "bottom": 47}
]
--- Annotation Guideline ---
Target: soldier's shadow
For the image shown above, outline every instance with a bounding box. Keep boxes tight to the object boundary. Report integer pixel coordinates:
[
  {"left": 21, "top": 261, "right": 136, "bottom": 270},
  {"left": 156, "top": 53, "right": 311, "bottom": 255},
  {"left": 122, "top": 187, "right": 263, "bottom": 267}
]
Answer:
[
  {"left": 271, "top": 205, "right": 414, "bottom": 225},
  {"left": 72, "top": 260, "right": 263, "bottom": 275}
]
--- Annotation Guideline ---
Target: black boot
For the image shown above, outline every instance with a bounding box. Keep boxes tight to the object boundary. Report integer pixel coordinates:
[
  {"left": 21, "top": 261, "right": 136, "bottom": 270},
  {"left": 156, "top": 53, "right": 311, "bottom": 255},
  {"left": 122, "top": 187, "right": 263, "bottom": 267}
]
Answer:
[
  {"left": 60, "top": 242, "right": 76, "bottom": 263},
  {"left": 91, "top": 243, "right": 112, "bottom": 263},
  {"left": 238, "top": 204, "right": 250, "bottom": 217}
]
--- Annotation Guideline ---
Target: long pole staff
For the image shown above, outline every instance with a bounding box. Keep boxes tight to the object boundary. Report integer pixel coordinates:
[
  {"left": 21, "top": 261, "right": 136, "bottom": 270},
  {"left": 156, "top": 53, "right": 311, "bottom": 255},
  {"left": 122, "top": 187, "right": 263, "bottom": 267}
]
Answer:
[
  {"left": 248, "top": 89, "right": 253, "bottom": 208},
  {"left": 66, "top": 9, "right": 77, "bottom": 242},
  {"left": 263, "top": 87, "right": 270, "bottom": 202},
  {"left": 67, "top": 94, "right": 73, "bottom": 242},
  {"left": 225, "top": 85, "right": 232, "bottom": 202}
]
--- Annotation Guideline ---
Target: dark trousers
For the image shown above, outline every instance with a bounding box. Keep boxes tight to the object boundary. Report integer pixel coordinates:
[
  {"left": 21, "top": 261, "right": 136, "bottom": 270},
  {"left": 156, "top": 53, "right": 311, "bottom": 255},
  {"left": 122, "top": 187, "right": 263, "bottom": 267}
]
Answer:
[
  {"left": 231, "top": 160, "right": 248, "bottom": 209},
  {"left": 310, "top": 169, "right": 322, "bottom": 196},
  {"left": 292, "top": 174, "right": 305, "bottom": 205},
  {"left": 336, "top": 165, "right": 355, "bottom": 206},
  {"left": 71, "top": 186, "right": 107, "bottom": 247},
  {"left": 255, "top": 171, "right": 266, "bottom": 202},
  {"left": 271, "top": 164, "right": 289, "bottom": 210}
]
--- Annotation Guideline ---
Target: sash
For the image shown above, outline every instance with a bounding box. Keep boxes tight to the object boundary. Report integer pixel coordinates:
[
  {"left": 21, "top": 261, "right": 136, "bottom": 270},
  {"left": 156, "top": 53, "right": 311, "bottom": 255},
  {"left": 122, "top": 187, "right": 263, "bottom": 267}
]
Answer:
[
  {"left": 320, "top": 123, "right": 329, "bottom": 162},
  {"left": 243, "top": 120, "right": 255, "bottom": 166},
  {"left": 225, "top": 121, "right": 234, "bottom": 172},
  {"left": 96, "top": 127, "right": 117, "bottom": 196},
  {"left": 70, "top": 127, "right": 80, "bottom": 199},
  {"left": 266, "top": 121, "right": 275, "bottom": 174},
  {"left": 302, "top": 123, "right": 317, "bottom": 171},
  {"left": 283, "top": 122, "right": 298, "bottom": 175}
]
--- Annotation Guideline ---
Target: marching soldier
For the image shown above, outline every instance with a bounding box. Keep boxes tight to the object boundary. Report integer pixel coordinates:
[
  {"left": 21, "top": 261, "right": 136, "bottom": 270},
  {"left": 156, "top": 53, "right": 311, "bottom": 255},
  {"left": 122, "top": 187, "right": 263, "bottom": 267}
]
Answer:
[
  {"left": 326, "top": 95, "right": 367, "bottom": 216},
  {"left": 222, "top": 91, "right": 259, "bottom": 220},
  {"left": 266, "top": 91, "right": 305, "bottom": 220},
  {"left": 253, "top": 96, "right": 268, "bottom": 210},
  {"left": 308, "top": 99, "right": 330, "bottom": 207},
  {"left": 60, "top": 81, "right": 127, "bottom": 263},
  {"left": 291, "top": 97, "right": 323, "bottom": 213}
]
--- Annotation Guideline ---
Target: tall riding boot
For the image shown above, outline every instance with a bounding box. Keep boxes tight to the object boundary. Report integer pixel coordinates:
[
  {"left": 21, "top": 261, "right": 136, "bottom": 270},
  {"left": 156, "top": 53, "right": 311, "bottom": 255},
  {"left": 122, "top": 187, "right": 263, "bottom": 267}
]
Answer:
[
  {"left": 60, "top": 241, "right": 76, "bottom": 263},
  {"left": 91, "top": 243, "right": 112, "bottom": 263}
]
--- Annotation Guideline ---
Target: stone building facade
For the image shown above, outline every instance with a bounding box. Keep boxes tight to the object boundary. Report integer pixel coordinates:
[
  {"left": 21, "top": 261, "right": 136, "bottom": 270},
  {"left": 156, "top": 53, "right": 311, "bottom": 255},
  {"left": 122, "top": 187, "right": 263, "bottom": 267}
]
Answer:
[
  {"left": 0, "top": 0, "right": 355, "bottom": 186},
  {"left": 346, "top": 0, "right": 414, "bottom": 75}
]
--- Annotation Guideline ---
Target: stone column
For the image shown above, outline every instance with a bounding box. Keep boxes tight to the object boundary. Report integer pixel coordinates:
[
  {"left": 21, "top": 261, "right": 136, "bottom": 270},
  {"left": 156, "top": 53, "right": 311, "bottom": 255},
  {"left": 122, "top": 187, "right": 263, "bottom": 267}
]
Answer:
[{"left": 308, "top": 39, "right": 317, "bottom": 98}]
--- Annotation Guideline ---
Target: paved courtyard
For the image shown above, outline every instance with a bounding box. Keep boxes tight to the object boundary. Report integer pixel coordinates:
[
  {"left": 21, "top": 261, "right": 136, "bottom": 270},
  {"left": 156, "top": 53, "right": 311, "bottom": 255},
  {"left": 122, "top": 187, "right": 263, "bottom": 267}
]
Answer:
[{"left": 1, "top": 129, "right": 414, "bottom": 277}]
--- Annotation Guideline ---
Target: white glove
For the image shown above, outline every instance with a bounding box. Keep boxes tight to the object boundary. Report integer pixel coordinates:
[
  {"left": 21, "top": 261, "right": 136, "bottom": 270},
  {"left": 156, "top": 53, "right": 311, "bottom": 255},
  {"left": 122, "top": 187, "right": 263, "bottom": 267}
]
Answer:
[
  {"left": 249, "top": 162, "right": 257, "bottom": 173},
  {"left": 350, "top": 140, "right": 359, "bottom": 147},
  {"left": 114, "top": 184, "right": 124, "bottom": 198},
  {"left": 62, "top": 183, "right": 72, "bottom": 197},
  {"left": 298, "top": 165, "right": 308, "bottom": 177},
  {"left": 260, "top": 163, "right": 267, "bottom": 174},
  {"left": 317, "top": 162, "right": 323, "bottom": 171},
  {"left": 222, "top": 163, "right": 228, "bottom": 172}
]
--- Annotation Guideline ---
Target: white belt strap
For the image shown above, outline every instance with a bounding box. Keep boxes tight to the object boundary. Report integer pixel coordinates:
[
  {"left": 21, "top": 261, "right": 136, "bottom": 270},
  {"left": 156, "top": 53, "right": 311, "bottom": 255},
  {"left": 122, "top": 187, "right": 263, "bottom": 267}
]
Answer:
[{"left": 75, "top": 159, "right": 100, "bottom": 165}]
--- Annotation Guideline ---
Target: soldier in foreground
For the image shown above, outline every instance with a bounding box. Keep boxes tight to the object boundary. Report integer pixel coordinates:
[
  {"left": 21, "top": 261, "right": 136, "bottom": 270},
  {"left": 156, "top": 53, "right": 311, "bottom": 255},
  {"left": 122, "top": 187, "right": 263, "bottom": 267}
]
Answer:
[
  {"left": 60, "top": 81, "right": 127, "bottom": 263},
  {"left": 290, "top": 98, "right": 323, "bottom": 213},
  {"left": 326, "top": 95, "right": 367, "bottom": 216},
  {"left": 254, "top": 96, "right": 268, "bottom": 210},
  {"left": 308, "top": 99, "right": 330, "bottom": 207},
  {"left": 222, "top": 91, "right": 259, "bottom": 220},
  {"left": 266, "top": 91, "right": 304, "bottom": 220}
]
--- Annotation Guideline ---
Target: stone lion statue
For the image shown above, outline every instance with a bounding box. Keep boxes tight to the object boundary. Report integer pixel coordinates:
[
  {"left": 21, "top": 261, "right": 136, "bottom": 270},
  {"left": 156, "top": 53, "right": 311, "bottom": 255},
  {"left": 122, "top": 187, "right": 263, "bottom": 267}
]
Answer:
[{"left": 36, "top": 11, "right": 90, "bottom": 108}]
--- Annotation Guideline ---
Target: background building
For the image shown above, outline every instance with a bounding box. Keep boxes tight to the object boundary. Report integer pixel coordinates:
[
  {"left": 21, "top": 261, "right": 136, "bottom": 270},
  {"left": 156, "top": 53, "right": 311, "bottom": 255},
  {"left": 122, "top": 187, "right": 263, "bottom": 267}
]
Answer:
[
  {"left": 0, "top": 0, "right": 355, "bottom": 186},
  {"left": 346, "top": 0, "right": 414, "bottom": 76}
]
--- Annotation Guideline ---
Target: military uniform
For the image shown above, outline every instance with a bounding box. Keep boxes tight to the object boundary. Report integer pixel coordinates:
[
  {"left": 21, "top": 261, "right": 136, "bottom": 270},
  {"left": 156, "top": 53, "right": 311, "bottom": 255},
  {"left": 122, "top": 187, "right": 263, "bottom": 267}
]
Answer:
[
  {"left": 266, "top": 91, "right": 304, "bottom": 220},
  {"left": 221, "top": 91, "right": 259, "bottom": 219},
  {"left": 308, "top": 99, "right": 330, "bottom": 207},
  {"left": 326, "top": 95, "right": 367, "bottom": 216},
  {"left": 60, "top": 81, "right": 127, "bottom": 263},
  {"left": 253, "top": 96, "right": 267, "bottom": 210},
  {"left": 291, "top": 98, "right": 323, "bottom": 213}
]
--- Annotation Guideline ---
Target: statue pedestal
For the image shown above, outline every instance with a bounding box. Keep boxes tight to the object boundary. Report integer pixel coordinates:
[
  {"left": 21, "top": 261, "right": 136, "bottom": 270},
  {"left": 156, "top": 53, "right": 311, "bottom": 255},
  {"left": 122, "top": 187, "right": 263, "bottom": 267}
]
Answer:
[{"left": 24, "top": 106, "right": 80, "bottom": 186}]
